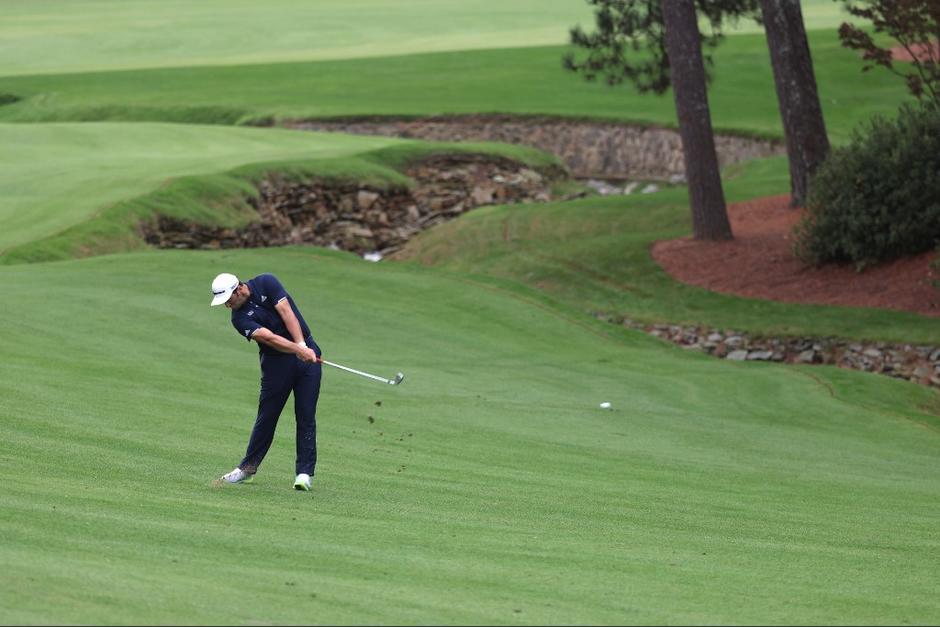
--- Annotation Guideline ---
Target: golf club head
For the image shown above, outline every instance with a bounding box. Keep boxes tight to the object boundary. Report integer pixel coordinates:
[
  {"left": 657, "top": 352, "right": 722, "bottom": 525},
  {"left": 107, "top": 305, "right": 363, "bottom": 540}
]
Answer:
[{"left": 390, "top": 372, "right": 405, "bottom": 385}]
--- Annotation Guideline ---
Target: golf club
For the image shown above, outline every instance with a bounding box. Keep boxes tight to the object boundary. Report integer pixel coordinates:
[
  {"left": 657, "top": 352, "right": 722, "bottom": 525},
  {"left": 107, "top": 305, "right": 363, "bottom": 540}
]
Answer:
[{"left": 320, "top": 359, "right": 404, "bottom": 386}]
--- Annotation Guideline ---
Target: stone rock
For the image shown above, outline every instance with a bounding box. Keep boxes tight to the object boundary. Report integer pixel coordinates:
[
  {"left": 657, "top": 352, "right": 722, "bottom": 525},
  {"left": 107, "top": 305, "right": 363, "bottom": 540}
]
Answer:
[
  {"left": 746, "top": 351, "right": 774, "bottom": 361},
  {"left": 726, "top": 350, "right": 749, "bottom": 361},
  {"left": 140, "top": 153, "right": 562, "bottom": 259},
  {"left": 471, "top": 185, "right": 496, "bottom": 204},
  {"left": 796, "top": 349, "right": 816, "bottom": 364},
  {"left": 518, "top": 168, "right": 544, "bottom": 184},
  {"left": 586, "top": 179, "right": 621, "bottom": 195},
  {"left": 357, "top": 190, "right": 380, "bottom": 210}
]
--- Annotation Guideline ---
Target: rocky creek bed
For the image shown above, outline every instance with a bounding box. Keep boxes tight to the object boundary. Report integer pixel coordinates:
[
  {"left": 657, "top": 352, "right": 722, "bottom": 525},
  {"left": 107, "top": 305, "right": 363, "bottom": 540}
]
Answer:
[{"left": 141, "top": 153, "right": 567, "bottom": 257}]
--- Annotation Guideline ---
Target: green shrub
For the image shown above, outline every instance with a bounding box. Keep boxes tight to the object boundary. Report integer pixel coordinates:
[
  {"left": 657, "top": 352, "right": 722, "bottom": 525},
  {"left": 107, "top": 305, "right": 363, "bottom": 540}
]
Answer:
[{"left": 794, "top": 101, "right": 940, "bottom": 269}]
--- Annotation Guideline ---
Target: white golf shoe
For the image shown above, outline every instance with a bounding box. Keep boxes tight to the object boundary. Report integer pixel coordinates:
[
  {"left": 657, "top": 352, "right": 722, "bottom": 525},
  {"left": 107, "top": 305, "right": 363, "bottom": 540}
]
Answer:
[
  {"left": 221, "top": 467, "right": 253, "bottom": 484},
  {"left": 293, "top": 473, "right": 312, "bottom": 491}
]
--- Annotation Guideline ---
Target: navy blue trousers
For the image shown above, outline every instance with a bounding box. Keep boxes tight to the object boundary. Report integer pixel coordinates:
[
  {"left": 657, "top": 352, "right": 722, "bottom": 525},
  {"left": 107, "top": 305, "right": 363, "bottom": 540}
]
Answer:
[{"left": 240, "top": 340, "right": 321, "bottom": 476}]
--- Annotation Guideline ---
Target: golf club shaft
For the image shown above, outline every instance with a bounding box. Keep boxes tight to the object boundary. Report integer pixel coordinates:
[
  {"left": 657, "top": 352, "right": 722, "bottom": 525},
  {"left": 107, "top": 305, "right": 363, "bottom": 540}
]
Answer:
[{"left": 320, "top": 359, "right": 394, "bottom": 384}]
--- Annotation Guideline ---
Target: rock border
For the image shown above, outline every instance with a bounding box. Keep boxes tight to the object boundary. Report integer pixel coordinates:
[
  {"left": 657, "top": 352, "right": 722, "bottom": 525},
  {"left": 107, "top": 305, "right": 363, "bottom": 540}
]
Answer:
[
  {"left": 141, "top": 153, "right": 567, "bottom": 257},
  {"left": 285, "top": 114, "right": 784, "bottom": 181},
  {"left": 612, "top": 315, "right": 940, "bottom": 389}
]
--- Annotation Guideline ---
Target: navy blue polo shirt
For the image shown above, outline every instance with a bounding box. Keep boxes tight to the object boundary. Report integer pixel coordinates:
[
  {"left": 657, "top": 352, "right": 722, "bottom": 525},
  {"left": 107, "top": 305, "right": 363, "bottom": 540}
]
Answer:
[{"left": 231, "top": 274, "right": 312, "bottom": 355}]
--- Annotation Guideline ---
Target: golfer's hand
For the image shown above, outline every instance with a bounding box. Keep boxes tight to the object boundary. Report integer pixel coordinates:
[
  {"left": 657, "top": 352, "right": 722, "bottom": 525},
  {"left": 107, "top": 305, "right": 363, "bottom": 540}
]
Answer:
[{"left": 297, "top": 345, "right": 320, "bottom": 363}]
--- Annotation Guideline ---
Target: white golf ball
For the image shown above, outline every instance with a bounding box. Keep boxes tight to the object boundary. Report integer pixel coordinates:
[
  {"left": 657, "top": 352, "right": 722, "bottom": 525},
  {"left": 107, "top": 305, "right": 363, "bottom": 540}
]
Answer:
[{"left": 599, "top": 401, "right": 612, "bottom": 409}]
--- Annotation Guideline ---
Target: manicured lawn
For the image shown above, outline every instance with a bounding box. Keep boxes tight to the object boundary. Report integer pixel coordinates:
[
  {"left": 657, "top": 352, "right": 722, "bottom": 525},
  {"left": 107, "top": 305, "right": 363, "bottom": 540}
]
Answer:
[
  {"left": 0, "top": 0, "right": 848, "bottom": 77},
  {"left": 2, "top": 249, "right": 938, "bottom": 624},
  {"left": 0, "top": 0, "right": 592, "bottom": 77},
  {"left": 0, "top": 32, "right": 914, "bottom": 144},
  {"left": 2, "top": 2, "right": 938, "bottom": 624}
]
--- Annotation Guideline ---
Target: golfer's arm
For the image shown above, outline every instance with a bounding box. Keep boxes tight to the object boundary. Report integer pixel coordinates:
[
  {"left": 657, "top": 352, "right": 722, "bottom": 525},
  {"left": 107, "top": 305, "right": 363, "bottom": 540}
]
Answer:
[
  {"left": 274, "top": 298, "right": 306, "bottom": 344},
  {"left": 252, "top": 328, "right": 308, "bottom": 356}
]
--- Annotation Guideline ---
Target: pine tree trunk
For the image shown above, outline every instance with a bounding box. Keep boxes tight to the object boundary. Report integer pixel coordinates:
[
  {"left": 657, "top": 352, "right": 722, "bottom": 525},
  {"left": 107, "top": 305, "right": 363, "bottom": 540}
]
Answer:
[
  {"left": 761, "top": 0, "right": 830, "bottom": 208},
  {"left": 661, "top": 0, "right": 733, "bottom": 241}
]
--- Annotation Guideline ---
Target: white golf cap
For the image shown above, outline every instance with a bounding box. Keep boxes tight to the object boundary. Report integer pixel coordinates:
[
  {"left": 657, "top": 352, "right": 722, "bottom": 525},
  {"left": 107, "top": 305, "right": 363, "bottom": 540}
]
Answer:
[{"left": 210, "top": 272, "right": 240, "bottom": 306}]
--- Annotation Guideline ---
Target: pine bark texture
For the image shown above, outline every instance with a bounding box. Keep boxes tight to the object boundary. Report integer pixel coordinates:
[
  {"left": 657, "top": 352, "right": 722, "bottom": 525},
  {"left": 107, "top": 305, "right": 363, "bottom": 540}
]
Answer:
[
  {"left": 661, "top": 0, "right": 734, "bottom": 240},
  {"left": 760, "top": 0, "right": 830, "bottom": 207}
]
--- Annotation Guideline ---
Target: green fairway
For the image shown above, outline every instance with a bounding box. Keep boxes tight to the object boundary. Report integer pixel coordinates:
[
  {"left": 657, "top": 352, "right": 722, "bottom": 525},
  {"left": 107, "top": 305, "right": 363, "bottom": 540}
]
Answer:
[
  {"left": 3, "top": 1, "right": 940, "bottom": 623},
  {"left": 0, "top": 0, "right": 848, "bottom": 78},
  {"left": 0, "top": 0, "right": 593, "bottom": 77},
  {"left": 2, "top": 250, "right": 938, "bottom": 624},
  {"left": 0, "top": 32, "right": 914, "bottom": 144}
]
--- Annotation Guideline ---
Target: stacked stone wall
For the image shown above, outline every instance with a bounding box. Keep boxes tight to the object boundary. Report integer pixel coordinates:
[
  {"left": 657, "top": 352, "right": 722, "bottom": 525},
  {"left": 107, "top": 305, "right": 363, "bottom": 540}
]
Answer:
[
  {"left": 614, "top": 316, "right": 940, "bottom": 390},
  {"left": 141, "top": 153, "right": 563, "bottom": 256},
  {"left": 287, "top": 115, "right": 784, "bottom": 180}
]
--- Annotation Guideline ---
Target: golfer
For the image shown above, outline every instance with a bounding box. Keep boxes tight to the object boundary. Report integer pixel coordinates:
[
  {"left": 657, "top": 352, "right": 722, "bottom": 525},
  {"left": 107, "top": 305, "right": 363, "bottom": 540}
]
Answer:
[{"left": 210, "top": 272, "right": 322, "bottom": 491}]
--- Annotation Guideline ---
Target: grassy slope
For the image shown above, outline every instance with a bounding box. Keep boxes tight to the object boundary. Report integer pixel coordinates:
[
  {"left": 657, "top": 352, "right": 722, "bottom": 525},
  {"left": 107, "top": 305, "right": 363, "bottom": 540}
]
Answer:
[
  {"left": 396, "top": 154, "right": 940, "bottom": 345},
  {"left": 2, "top": 249, "right": 938, "bottom": 625},
  {"left": 0, "top": 123, "right": 561, "bottom": 264},
  {"left": 0, "top": 32, "right": 914, "bottom": 145},
  {"left": 0, "top": 123, "right": 403, "bottom": 252}
]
